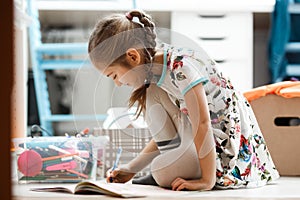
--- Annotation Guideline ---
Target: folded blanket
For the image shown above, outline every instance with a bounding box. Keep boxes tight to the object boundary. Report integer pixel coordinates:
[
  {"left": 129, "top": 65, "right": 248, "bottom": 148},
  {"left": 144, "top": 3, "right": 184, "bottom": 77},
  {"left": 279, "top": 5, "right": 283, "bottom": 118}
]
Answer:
[{"left": 243, "top": 81, "right": 300, "bottom": 102}]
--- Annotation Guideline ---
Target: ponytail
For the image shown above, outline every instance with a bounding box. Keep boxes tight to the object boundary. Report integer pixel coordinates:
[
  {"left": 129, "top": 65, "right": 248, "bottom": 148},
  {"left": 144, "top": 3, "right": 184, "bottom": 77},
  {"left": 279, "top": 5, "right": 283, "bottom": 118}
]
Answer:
[{"left": 128, "top": 85, "right": 148, "bottom": 118}]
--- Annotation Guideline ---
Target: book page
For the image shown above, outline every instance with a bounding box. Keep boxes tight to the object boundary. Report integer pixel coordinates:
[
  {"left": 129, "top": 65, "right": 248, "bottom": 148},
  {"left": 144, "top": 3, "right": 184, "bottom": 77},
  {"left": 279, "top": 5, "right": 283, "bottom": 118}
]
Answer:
[
  {"left": 75, "top": 181, "right": 146, "bottom": 197},
  {"left": 76, "top": 181, "right": 195, "bottom": 197},
  {"left": 31, "top": 181, "right": 197, "bottom": 198},
  {"left": 30, "top": 184, "right": 77, "bottom": 194}
]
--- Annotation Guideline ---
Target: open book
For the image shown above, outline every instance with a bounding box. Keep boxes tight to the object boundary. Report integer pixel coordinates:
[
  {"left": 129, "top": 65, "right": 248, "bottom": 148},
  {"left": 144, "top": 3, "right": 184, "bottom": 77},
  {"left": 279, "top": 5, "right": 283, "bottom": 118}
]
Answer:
[{"left": 30, "top": 180, "right": 193, "bottom": 198}]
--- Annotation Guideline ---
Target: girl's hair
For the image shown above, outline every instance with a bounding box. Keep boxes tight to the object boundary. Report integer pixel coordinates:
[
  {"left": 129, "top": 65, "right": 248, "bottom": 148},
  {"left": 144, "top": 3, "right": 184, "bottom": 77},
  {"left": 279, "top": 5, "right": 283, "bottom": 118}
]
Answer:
[{"left": 88, "top": 10, "right": 157, "bottom": 118}]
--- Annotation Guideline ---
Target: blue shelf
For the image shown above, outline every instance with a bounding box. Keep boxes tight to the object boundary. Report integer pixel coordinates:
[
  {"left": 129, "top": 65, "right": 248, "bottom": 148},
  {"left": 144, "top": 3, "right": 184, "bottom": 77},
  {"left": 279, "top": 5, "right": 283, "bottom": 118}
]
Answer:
[
  {"left": 28, "top": 0, "right": 107, "bottom": 136},
  {"left": 285, "top": 1, "right": 300, "bottom": 78},
  {"left": 285, "top": 42, "right": 300, "bottom": 52},
  {"left": 36, "top": 43, "right": 88, "bottom": 55},
  {"left": 40, "top": 60, "right": 91, "bottom": 70},
  {"left": 288, "top": 2, "right": 300, "bottom": 14},
  {"left": 287, "top": 64, "right": 300, "bottom": 76},
  {"left": 42, "top": 114, "right": 107, "bottom": 122}
]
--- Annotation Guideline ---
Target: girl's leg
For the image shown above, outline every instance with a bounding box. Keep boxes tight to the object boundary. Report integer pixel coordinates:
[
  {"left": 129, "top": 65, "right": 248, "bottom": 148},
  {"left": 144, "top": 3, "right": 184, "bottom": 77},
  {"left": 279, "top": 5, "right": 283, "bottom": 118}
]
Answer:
[
  {"left": 132, "top": 84, "right": 180, "bottom": 185},
  {"left": 151, "top": 140, "right": 201, "bottom": 188},
  {"left": 145, "top": 85, "right": 181, "bottom": 154},
  {"left": 145, "top": 85, "right": 201, "bottom": 187}
]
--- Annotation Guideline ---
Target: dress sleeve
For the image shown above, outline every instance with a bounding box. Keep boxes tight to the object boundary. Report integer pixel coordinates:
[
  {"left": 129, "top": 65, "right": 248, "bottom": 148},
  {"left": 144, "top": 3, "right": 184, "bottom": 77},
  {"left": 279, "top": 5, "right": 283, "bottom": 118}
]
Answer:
[{"left": 171, "top": 55, "right": 209, "bottom": 96}]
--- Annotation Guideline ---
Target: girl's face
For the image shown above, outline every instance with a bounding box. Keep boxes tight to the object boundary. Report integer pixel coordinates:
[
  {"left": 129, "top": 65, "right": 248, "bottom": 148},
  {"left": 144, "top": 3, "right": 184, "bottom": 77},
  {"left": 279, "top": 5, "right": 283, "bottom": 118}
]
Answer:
[
  {"left": 103, "top": 64, "right": 146, "bottom": 89},
  {"left": 102, "top": 49, "right": 146, "bottom": 89}
]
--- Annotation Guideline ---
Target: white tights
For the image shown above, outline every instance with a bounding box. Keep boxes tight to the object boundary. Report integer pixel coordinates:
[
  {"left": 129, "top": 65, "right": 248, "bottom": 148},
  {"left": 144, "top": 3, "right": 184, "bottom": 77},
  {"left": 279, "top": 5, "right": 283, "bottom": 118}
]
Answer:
[
  {"left": 125, "top": 84, "right": 215, "bottom": 187},
  {"left": 145, "top": 84, "right": 202, "bottom": 187}
]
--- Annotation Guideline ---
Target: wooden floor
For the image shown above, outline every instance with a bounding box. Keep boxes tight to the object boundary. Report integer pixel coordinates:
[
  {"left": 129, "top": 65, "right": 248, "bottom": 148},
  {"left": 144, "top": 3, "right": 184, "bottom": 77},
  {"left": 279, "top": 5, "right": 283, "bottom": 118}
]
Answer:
[
  {"left": 13, "top": 177, "right": 300, "bottom": 200},
  {"left": 13, "top": 198, "right": 298, "bottom": 200}
]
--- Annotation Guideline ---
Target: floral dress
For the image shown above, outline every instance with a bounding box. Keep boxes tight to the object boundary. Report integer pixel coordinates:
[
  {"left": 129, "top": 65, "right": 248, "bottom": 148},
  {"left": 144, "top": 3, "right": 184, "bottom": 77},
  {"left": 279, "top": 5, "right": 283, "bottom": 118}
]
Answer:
[{"left": 156, "top": 43, "right": 280, "bottom": 189}]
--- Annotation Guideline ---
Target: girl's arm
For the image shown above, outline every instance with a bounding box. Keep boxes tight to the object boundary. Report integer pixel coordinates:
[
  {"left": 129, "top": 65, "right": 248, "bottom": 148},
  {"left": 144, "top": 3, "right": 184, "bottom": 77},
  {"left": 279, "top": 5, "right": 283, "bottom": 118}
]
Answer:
[
  {"left": 107, "top": 138, "right": 160, "bottom": 183},
  {"left": 172, "top": 83, "right": 216, "bottom": 191},
  {"left": 125, "top": 138, "right": 160, "bottom": 173}
]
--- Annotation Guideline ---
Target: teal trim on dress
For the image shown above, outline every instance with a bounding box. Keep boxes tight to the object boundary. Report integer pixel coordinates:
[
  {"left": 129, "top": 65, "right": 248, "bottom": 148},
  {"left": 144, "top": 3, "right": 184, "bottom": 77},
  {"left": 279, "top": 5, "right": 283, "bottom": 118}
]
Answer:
[
  {"left": 157, "top": 50, "right": 167, "bottom": 87},
  {"left": 181, "top": 78, "right": 208, "bottom": 96}
]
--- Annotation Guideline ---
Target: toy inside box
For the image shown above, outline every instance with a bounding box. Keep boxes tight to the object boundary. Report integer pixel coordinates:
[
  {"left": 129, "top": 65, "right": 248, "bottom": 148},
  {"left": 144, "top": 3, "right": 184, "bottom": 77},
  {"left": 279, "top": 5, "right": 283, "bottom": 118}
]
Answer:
[
  {"left": 13, "top": 136, "right": 108, "bottom": 183},
  {"left": 250, "top": 94, "right": 300, "bottom": 176}
]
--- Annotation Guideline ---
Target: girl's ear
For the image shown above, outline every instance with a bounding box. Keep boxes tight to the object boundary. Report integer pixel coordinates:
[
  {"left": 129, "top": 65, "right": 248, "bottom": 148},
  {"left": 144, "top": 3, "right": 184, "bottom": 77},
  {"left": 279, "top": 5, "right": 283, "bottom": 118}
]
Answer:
[{"left": 125, "top": 48, "right": 141, "bottom": 67}]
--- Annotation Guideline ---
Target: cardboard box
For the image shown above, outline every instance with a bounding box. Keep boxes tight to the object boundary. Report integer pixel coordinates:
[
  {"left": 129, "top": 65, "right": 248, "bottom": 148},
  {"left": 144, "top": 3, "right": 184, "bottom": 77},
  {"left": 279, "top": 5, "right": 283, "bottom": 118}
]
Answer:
[
  {"left": 13, "top": 136, "right": 108, "bottom": 183},
  {"left": 250, "top": 94, "right": 300, "bottom": 176}
]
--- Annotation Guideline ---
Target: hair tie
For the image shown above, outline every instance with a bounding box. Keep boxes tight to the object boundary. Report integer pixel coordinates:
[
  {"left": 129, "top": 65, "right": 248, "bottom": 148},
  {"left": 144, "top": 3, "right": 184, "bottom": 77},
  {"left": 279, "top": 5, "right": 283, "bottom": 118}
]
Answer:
[
  {"left": 125, "top": 12, "right": 133, "bottom": 20},
  {"left": 144, "top": 82, "right": 150, "bottom": 88}
]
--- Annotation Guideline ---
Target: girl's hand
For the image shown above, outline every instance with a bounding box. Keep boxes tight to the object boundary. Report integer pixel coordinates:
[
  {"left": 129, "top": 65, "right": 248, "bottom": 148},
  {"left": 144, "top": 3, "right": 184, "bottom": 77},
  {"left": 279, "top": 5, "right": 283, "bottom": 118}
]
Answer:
[
  {"left": 171, "top": 177, "right": 215, "bottom": 191},
  {"left": 106, "top": 167, "right": 135, "bottom": 183}
]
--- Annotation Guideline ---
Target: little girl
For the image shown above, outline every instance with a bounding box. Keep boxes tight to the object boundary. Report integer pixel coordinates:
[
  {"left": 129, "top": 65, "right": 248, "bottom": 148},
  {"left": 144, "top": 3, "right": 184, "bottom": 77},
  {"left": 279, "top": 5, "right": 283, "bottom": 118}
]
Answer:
[{"left": 88, "top": 10, "right": 279, "bottom": 191}]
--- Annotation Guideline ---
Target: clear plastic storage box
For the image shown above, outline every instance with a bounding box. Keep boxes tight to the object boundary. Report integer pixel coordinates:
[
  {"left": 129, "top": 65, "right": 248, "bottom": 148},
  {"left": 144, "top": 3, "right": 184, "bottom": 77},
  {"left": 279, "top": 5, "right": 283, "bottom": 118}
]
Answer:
[{"left": 13, "top": 136, "right": 108, "bottom": 183}]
